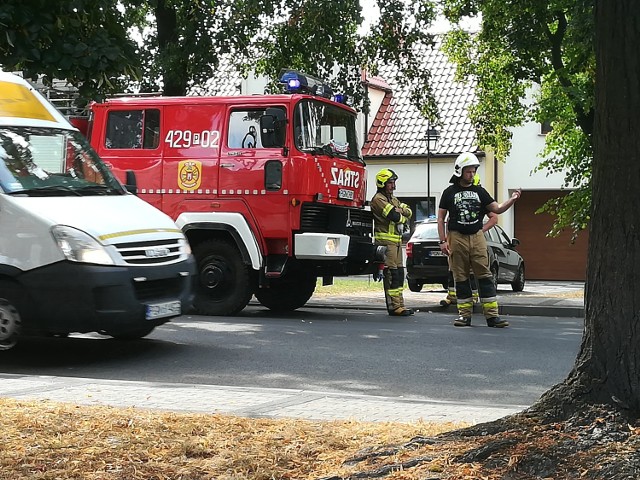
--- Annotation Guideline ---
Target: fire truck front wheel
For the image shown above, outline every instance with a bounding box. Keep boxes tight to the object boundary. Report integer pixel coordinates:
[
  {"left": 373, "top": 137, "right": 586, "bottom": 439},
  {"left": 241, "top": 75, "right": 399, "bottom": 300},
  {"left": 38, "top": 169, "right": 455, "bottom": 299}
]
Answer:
[
  {"left": 193, "top": 239, "right": 253, "bottom": 316},
  {"left": 255, "top": 273, "right": 317, "bottom": 312}
]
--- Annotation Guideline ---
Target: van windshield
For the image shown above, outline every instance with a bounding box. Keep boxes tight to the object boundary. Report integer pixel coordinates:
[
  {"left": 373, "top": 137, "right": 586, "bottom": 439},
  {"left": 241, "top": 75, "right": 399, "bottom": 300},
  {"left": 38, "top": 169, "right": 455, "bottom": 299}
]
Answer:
[
  {"left": 294, "top": 100, "right": 363, "bottom": 164},
  {"left": 0, "top": 127, "right": 126, "bottom": 196}
]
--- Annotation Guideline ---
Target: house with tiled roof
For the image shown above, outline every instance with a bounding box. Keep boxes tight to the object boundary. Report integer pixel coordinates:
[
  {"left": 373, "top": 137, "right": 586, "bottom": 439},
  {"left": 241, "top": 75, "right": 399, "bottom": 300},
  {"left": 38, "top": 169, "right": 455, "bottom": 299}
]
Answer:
[
  {"left": 361, "top": 40, "right": 484, "bottom": 224},
  {"left": 361, "top": 39, "right": 587, "bottom": 281}
]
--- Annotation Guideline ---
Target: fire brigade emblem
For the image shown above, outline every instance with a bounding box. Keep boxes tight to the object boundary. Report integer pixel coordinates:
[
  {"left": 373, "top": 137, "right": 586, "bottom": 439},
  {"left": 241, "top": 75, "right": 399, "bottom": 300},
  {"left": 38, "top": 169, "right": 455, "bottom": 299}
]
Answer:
[{"left": 178, "top": 160, "right": 202, "bottom": 190}]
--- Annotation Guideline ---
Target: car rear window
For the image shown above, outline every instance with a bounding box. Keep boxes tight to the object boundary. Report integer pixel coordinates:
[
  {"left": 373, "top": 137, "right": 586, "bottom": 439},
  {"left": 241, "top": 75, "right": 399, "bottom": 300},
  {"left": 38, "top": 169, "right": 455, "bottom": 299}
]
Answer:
[{"left": 413, "top": 223, "right": 439, "bottom": 240}]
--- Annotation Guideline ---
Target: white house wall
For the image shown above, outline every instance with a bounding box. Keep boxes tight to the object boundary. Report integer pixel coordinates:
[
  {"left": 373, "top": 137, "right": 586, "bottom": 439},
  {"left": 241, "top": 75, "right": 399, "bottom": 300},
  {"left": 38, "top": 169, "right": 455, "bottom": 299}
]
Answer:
[{"left": 500, "top": 123, "right": 567, "bottom": 237}]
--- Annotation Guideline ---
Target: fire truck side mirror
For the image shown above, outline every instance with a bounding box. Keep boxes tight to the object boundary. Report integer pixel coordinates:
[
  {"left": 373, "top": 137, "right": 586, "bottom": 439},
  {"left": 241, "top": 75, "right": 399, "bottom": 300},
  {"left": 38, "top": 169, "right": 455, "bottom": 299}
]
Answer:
[{"left": 260, "top": 108, "right": 286, "bottom": 148}]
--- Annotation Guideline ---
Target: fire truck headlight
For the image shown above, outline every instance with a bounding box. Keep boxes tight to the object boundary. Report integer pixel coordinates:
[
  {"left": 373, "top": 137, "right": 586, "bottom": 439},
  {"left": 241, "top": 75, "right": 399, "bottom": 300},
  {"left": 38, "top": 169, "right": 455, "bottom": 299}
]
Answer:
[
  {"left": 325, "top": 238, "right": 338, "bottom": 254},
  {"left": 51, "top": 225, "right": 115, "bottom": 265}
]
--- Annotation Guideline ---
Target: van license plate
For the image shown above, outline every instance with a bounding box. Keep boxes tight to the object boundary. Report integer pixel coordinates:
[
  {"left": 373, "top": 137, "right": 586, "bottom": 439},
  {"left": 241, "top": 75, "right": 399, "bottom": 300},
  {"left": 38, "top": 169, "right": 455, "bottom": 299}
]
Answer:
[
  {"left": 338, "top": 188, "right": 354, "bottom": 200},
  {"left": 145, "top": 301, "right": 181, "bottom": 320}
]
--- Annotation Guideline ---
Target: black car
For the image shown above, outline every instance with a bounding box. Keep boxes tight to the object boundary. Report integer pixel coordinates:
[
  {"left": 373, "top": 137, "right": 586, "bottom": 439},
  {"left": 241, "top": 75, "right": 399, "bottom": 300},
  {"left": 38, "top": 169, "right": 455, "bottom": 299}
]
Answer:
[{"left": 405, "top": 220, "right": 525, "bottom": 292}]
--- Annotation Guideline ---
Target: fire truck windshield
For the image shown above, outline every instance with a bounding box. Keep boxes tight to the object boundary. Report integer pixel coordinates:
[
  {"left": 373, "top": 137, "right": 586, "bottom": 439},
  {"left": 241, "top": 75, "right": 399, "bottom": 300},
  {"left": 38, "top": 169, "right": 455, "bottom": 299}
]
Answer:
[
  {"left": 294, "top": 99, "right": 363, "bottom": 164},
  {"left": 0, "top": 127, "right": 126, "bottom": 196}
]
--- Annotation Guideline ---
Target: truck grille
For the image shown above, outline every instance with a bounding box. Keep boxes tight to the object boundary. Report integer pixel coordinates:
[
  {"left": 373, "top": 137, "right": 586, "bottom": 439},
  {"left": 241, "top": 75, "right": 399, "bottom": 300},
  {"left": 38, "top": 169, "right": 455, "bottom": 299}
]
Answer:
[
  {"left": 113, "top": 238, "right": 186, "bottom": 266},
  {"left": 300, "top": 203, "right": 373, "bottom": 237}
]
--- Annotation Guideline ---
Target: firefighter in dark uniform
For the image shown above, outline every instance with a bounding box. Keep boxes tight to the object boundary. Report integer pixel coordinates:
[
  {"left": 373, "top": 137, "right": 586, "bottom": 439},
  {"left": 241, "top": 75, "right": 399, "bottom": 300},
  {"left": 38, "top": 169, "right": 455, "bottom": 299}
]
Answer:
[
  {"left": 371, "top": 168, "right": 415, "bottom": 316},
  {"left": 437, "top": 152, "right": 521, "bottom": 328}
]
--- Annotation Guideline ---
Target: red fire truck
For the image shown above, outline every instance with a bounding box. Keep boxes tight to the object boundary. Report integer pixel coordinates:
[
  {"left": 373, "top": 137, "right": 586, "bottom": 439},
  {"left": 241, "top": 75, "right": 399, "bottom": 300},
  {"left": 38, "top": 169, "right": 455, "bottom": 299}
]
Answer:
[{"left": 79, "top": 70, "right": 379, "bottom": 316}]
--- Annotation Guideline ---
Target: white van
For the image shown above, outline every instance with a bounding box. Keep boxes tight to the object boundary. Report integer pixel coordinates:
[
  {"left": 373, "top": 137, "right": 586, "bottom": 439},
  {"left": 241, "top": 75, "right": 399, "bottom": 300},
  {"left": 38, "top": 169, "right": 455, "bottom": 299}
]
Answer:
[{"left": 0, "top": 72, "right": 195, "bottom": 350}]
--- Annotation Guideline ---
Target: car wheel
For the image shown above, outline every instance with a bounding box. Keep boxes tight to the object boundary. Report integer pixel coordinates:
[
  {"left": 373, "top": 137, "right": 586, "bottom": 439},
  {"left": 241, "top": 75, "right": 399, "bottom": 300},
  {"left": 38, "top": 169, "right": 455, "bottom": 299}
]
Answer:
[
  {"left": 511, "top": 264, "right": 525, "bottom": 292},
  {"left": 408, "top": 280, "right": 422, "bottom": 292},
  {"left": 0, "top": 280, "right": 23, "bottom": 351}
]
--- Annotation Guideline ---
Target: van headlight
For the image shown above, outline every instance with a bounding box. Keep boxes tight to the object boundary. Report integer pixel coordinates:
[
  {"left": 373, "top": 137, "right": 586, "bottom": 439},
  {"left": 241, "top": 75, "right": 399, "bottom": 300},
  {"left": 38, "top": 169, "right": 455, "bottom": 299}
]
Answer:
[
  {"left": 180, "top": 238, "right": 192, "bottom": 256},
  {"left": 51, "top": 225, "right": 115, "bottom": 265}
]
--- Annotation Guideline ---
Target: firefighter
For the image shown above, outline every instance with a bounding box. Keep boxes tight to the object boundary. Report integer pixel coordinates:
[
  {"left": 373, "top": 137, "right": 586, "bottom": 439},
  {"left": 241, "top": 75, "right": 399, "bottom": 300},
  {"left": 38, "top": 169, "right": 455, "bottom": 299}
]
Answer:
[
  {"left": 437, "top": 152, "right": 521, "bottom": 328},
  {"left": 440, "top": 173, "right": 498, "bottom": 307},
  {"left": 371, "top": 168, "right": 414, "bottom": 316}
]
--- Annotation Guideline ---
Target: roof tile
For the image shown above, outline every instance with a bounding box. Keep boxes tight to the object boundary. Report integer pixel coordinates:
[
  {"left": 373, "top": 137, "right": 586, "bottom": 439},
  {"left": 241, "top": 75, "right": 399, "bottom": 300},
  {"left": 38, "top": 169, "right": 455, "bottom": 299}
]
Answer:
[{"left": 363, "top": 37, "right": 478, "bottom": 158}]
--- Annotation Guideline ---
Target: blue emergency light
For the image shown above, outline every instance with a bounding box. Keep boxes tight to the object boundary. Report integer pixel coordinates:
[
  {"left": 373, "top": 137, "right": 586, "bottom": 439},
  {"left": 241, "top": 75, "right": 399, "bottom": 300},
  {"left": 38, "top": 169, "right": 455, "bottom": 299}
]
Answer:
[{"left": 279, "top": 69, "right": 333, "bottom": 98}]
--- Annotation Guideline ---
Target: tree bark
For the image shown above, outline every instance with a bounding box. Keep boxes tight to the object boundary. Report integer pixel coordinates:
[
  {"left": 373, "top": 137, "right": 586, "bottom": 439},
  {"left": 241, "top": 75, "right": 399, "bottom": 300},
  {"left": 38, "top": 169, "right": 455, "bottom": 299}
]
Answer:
[
  {"left": 155, "top": 0, "right": 188, "bottom": 96},
  {"left": 537, "top": 0, "right": 640, "bottom": 417}
]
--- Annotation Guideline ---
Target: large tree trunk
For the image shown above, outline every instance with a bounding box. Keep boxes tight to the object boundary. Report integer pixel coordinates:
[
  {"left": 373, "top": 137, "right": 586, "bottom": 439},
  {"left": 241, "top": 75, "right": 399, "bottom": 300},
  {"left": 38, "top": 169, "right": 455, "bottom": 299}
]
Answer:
[
  {"left": 155, "top": 0, "right": 188, "bottom": 96},
  {"left": 535, "top": 0, "right": 640, "bottom": 419}
]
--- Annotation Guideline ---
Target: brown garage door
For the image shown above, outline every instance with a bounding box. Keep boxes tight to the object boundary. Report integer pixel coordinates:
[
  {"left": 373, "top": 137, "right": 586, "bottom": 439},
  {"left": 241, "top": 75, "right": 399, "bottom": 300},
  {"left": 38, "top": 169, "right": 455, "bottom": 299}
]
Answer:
[{"left": 514, "top": 190, "right": 588, "bottom": 281}]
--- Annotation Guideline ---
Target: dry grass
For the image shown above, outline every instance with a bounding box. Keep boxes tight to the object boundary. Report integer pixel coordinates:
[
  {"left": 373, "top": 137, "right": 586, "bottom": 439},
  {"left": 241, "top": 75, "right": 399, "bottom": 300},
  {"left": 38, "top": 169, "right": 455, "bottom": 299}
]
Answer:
[{"left": 0, "top": 398, "right": 468, "bottom": 480}]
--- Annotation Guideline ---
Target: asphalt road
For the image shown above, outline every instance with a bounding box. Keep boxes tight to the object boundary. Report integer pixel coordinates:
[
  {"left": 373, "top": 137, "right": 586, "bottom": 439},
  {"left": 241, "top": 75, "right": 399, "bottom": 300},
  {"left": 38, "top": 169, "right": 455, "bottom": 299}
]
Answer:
[{"left": 0, "top": 306, "right": 583, "bottom": 407}]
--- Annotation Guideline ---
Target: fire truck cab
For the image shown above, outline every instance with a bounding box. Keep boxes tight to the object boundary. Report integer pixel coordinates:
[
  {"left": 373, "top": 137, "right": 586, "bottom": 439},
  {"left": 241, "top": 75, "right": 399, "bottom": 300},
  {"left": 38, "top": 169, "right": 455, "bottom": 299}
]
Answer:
[{"left": 84, "top": 70, "right": 378, "bottom": 316}]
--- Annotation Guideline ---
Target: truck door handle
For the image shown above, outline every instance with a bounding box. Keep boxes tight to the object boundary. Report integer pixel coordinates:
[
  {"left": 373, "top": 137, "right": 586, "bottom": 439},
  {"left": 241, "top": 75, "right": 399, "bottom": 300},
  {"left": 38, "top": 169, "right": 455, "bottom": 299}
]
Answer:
[{"left": 220, "top": 163, "right": 235, "bottom": 169}]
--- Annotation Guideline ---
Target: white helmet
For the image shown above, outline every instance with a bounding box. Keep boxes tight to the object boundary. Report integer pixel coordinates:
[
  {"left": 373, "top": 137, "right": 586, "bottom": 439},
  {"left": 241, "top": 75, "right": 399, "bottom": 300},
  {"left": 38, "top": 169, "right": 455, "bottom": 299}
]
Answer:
[{"left": 453, "top": 152, "right": 480, "bottom": 177}]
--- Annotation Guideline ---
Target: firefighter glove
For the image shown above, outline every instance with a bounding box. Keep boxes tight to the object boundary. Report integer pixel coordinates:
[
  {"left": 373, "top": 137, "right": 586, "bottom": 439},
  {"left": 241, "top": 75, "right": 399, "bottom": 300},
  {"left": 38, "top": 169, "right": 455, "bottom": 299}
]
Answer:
[{"left": 373, "top": 266, "right": 384, "bottom": 282}]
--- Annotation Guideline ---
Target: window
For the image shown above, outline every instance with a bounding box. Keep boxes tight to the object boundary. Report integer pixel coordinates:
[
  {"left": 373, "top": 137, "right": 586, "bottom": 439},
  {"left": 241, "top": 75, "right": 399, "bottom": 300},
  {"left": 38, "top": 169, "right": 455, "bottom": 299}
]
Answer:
[
  {"left": 540, "top": 120, "right": 552, "bottom": 135},
  {"left": 293, "top": 100, "right": 362, "bottom": 162},
  {"left": 105, "top": 109, "right": 160, "bottom": 149},
  {"left": 227, "top": 108, "right": 285, "bottom": 149},
  {"left": 414, "top": 198, "right": 435, "bottom": 221},
  {"left": 495, "top": 225, "right": 513, "bottom": 245},
  {"left": 486, "top": 226, "right": 502, "bottom": 243}
]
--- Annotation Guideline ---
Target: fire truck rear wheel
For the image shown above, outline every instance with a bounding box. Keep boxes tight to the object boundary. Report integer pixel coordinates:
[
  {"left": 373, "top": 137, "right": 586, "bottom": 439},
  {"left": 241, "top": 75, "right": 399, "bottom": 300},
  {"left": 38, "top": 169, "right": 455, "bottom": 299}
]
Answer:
[
  {"left": 193, "top": 239, "right": 253, "bottom": 316},
  {"left": 255, "top": 273, "right": 316, "bottom": 312},
  {"left": 0, "top": 280, "right": 23, "bottom": 351}
]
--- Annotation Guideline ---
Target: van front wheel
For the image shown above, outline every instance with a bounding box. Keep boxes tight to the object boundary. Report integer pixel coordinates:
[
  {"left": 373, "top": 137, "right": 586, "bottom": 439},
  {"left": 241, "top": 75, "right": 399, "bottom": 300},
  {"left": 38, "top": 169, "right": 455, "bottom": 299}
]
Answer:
[
  {"left": 193, "top": 239, "right": 253, "bottom": 316},
  {"left": 0, "top": 281, "right": 23, "bottom": 351}
]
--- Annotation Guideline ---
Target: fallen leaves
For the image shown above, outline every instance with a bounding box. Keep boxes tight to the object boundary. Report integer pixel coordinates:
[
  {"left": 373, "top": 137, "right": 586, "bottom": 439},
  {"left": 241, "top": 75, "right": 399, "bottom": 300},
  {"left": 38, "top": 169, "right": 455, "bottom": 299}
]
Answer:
[
  {"left": 1, "top": 398, "right": 638, "bottom": 479},
  {"left": 0, "top": 398, "right": 464, "bottom": 480}
]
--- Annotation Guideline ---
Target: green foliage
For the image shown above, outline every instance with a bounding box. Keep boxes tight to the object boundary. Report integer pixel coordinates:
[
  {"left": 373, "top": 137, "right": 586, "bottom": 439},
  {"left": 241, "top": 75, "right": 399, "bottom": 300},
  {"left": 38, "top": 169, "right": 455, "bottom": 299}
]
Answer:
[
  {"left": 0, "top": 0, "right": 441, "bottom": 124},
  {"left": 441, "top": 0, "right": 595, "bottom": 237},
  {"left": 253, "top": 0, "right": 439, "bottom": 118},
  {"left": 0, "top": 0, "right": 139, "bottom": 99}
]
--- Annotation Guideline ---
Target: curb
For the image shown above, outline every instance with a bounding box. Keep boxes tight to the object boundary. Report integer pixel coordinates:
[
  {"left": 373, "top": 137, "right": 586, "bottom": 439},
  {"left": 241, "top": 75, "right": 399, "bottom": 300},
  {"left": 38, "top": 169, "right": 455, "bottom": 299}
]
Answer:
[
  {"left": 254, "top": 301, "right": 584, "bottom": 318},
  {"left": 500, "top": 304, "right": 584, "bottom": 318}
]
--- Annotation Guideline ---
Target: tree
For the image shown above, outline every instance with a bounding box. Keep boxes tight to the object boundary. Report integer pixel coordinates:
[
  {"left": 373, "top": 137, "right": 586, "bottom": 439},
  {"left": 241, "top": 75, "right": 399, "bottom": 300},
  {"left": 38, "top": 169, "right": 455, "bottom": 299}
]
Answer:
[
  {"left": 537, "top": 0, "right": 640, "bottom": 416},
  {"left": 0, "top": 0, "right": 139, "bottom": 100},
  {"left": 1, "top": 0, "right": 441, "bottom": 119},
  {"left": 123, "top": 0, "right": 439, "bottom": 116},
  {"left": 441, "top": 0, "right": 594, "bottom": 237},
  {"left": 443, "top": 0, "right": 640, "bottom": 417}
]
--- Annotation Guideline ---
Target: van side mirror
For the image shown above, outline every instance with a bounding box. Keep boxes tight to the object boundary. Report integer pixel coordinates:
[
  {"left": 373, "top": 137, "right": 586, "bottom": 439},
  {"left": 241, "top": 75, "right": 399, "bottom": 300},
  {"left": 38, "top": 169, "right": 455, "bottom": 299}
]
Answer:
[
  {"left": 260, "top": 108, "right": 286, "bottom": 148},
  {"left": 511, "top": 237, "right": 520, "bottom": 248},
  {"left": 125, "top": 170, "right": 138, "bottom": 195}
]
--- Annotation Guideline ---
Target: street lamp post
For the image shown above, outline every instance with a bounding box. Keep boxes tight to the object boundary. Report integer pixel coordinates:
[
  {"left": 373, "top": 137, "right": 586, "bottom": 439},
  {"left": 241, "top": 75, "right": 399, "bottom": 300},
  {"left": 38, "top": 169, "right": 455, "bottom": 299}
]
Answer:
[{"left": 426, "top": 125, "right": 440, "bottom": 216}]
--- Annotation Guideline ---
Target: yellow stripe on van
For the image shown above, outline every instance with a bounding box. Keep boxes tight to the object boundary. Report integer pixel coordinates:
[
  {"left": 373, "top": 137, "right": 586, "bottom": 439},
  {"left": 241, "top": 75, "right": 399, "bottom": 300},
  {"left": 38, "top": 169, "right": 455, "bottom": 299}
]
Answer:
[
  {"left": 0, "top": 82, "right": 56, "bottom": 121},
  {"left": 98, "top": 228, "right": 183, "bottom": 241}
]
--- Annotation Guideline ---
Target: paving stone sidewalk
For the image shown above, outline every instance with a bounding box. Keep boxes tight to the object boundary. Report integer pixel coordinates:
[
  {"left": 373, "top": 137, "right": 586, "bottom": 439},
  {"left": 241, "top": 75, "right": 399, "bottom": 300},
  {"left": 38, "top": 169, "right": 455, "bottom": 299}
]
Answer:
[{"left": 0, "top": 373, "right": 526, "bottom": 424}]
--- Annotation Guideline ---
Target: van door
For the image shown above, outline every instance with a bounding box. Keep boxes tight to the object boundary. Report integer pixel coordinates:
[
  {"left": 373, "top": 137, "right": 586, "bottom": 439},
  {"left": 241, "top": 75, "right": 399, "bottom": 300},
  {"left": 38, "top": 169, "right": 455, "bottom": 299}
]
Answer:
[
  {"left": 218, "top": 105, "right": 290, "bottom": 239},
  {"left": 161, "top": 103, "right": 223, "bottom": 217}
]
